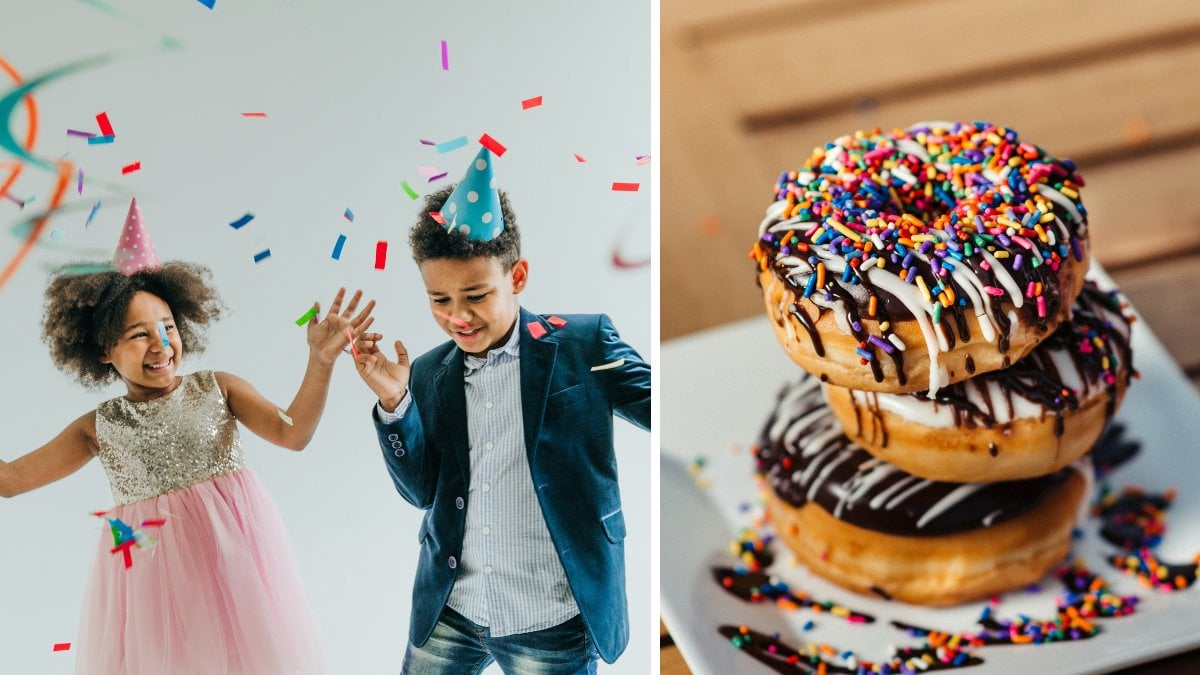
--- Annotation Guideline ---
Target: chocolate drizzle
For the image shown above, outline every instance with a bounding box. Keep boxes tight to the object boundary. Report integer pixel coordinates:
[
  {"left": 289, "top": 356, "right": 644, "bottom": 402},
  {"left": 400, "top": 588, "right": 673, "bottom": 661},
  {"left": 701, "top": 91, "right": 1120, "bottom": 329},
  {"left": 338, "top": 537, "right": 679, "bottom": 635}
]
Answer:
[{"left": 756, "top": 375, "right": 1071, "bottom": 536}]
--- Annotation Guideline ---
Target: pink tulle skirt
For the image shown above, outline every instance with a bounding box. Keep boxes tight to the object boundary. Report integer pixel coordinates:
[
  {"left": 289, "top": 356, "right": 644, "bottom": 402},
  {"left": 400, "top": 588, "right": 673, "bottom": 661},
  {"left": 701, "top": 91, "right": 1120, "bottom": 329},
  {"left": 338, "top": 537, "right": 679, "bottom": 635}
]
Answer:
[{"left": 75, "top": 468, "right": 324, "bottom": 675}]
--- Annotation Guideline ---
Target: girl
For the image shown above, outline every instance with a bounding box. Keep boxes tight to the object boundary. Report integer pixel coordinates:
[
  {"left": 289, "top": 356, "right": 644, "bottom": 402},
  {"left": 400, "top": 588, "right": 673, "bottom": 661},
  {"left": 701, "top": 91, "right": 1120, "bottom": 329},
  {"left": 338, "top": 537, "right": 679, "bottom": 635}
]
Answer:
[{"left": 0, "top": 258, "right": 373, "bottom": 674}]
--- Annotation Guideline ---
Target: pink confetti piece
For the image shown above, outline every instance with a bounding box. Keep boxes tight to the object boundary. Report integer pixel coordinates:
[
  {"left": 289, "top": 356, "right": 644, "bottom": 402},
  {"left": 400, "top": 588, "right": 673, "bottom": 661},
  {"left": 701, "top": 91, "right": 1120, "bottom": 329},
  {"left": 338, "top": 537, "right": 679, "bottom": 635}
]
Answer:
[
  {"left": 121, "top": 161, "right": 141, "bottom": 175},
  {"left": 547, "top": 315, "right": 567, "bottom": 327},
  {"left": 573, "top": 153, "right": 587, "bottom": 163},
  {"left": 521, "top": 95, "right": 543, "bottom": 110},
  {"left": 635, "top": 154, "right": 651, "bottom": 166},
  {"left": 418, "top": 166, "right": 440, "bottom": 176},
  {"left": 526, "top": 321, "right": 547, "bottom": 340},
  {"left": 440, "top": 40, "right": 448, "bottom": 70},
  {"left": 430, "top": 211, "right": 446, "bottom": 224},
  {"left": 347, "top": 327, "right": 360, "bottom": 359},
  {"left": 66, "top": 129, "right": 96, "bottom": 138},
  {"left": 435, "top": 311, "right": 469, "bottom": 328},
  {"left": 611, "top": 248, "right": 649, "bottom": 269},
  {"left": 240, "top": 112, "right": 268, "bottom": 117},
  {"left": 479, "top": 133, "right": 507, "bottom": 157},
  {"left": 611, "top": 182, "right": 639, "bottom": 192}
]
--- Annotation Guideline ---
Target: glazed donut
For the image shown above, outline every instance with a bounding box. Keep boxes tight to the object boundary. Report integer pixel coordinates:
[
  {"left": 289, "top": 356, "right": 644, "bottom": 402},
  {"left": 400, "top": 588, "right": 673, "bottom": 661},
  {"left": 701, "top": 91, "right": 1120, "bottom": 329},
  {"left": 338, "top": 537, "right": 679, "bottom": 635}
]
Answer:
[
  {"left": 756, "top": 374, "right": 1088, "bottom": 606},
  {"left": 751, "top": 121, "right": 1090, "bottom": 396},
  {"left": 823, "top": 281, "right": 1134, "bottom": 482}
]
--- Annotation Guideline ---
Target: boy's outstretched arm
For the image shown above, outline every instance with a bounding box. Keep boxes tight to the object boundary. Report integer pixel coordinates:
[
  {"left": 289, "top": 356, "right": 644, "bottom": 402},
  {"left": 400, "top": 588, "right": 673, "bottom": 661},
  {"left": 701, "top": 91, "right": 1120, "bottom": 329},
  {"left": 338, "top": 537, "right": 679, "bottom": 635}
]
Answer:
[
  {"left": 355, "top": 329, "right": 439, "bottom": 508},
  {"left": 221, "top": 288, "right": 375, "bottom": 451},
  {"left": 598, "top": 314, "right": 651, "bottom": 431}
]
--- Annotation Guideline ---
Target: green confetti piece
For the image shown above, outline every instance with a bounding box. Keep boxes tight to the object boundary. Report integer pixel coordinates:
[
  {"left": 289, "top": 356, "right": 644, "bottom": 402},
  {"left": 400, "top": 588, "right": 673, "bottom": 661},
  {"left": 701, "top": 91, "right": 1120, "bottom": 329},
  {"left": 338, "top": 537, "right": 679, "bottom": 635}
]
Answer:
[
  {"left": 295, "top": 306, "right": 318, "bottom": 326},
  {"left": 402, "top": 181, "right": 419, "bottom": 200}
]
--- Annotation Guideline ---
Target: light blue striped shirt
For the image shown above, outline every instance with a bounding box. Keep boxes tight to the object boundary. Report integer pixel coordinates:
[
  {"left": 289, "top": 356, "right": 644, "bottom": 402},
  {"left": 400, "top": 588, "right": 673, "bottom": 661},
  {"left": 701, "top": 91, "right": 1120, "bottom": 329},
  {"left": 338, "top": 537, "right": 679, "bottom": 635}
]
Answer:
[{"left": 377, "top": 321, "right": 579, "bottom": 635}]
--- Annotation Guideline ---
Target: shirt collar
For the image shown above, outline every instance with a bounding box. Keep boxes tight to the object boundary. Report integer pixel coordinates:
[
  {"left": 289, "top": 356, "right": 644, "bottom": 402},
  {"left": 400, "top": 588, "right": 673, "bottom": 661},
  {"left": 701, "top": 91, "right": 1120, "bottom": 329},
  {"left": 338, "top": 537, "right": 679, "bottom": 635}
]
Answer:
[{"left": 463, "top": 315, "right": 521, "bottom": 373}]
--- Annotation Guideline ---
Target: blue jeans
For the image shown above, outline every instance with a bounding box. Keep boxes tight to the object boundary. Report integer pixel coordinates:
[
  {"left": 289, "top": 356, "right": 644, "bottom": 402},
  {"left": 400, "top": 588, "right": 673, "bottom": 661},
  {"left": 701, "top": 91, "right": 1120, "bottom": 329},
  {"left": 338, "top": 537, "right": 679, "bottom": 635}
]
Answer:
[{"left": 401, "top": 606, "right": 599, "bottom": 675}]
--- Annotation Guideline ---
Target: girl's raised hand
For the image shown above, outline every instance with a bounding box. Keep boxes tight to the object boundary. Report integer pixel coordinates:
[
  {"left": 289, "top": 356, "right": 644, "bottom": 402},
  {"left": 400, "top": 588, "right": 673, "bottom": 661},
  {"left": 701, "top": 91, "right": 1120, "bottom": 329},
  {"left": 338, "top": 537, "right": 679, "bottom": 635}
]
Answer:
[{"left": 304, "top": 288, "right": 375, "bottom": 365}]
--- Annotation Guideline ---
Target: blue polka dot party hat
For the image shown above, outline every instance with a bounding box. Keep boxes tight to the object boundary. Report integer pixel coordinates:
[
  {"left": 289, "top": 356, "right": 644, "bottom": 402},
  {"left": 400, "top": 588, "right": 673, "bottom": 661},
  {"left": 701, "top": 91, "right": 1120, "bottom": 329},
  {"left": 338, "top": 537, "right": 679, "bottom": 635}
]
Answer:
[{"left": 442, "top": 146, "right": 504, "bottom": 242}]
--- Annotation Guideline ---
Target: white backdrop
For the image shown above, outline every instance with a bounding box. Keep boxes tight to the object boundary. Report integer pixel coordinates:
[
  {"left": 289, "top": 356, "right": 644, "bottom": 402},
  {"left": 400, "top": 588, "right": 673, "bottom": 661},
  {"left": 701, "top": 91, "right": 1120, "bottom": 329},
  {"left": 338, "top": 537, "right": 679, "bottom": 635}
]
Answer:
[{"left": 0, "top": 1, "right": 650, "bottom": 673}]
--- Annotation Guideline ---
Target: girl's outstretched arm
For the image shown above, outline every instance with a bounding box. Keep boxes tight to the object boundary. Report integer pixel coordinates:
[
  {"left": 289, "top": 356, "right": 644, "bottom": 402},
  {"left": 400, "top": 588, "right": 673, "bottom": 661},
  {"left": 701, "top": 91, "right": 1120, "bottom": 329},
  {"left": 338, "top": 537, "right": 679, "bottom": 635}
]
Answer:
[
  {"left": 219, "top": 288, "right": 375, "bottom": 451},
  {"left": 0, "top": 413, "right": 97, "bottom": 497}
]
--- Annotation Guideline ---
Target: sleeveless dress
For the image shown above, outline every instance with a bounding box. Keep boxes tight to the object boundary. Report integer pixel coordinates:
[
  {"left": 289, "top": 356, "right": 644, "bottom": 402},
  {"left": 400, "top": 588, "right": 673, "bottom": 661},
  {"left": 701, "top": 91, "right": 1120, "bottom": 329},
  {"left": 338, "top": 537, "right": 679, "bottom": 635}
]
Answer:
[{"left": 74, "top": 370, "right": 324, "bottom": 675}]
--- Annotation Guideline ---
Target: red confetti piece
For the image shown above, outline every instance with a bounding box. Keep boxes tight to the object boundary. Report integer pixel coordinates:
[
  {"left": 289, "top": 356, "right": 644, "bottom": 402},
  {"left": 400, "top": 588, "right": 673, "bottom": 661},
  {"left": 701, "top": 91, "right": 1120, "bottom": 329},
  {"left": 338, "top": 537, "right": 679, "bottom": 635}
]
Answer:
[
  {"left": 90, "top": 510, "right": 108, "bottom": 517},
  {"left": 52, "top": 643, "right": 71, "bottom": 652},
  {"left": 521, "top": 95, "right": 543, "bottom": 110},
  {"left": 240, "top": 112, "right": 267, "bottom": 117},
  {"left": 347, "top": 327, "right": 359, "bottom": 359},
  {"left": 430, "top": 211, "right": 446, "bottom": 224},
  {"left": 573, "top": 154, "right": 586, "bottom": 163},
  {"left": 547, "top": 315, "right": 567, "bottom": 328},
  {"left": 95, "top": 112, "right": 114, "bottom": 137},
  {"left": 374, "top": 241, "right": 387, "bottom": 270},
  {"left": 526, "top": 321, "right": 547, "bottom": 340},
  {"left": 141, "top": 518, "right": 166, "bottom": 527},
  {"left": 112, "top": 539, "right": 136, "bottom": 568},
  {"left": 611, "top": 248, "right": 649, "bottom": 269},
  {"left": 611, "top": 182, "right": 639, "bottom": 192},
  {"left": 479, "top": 133, "right": 507, "bottom": 157},
  {"left": 121, "top": 161, "right": 141, "bottom": 175}
]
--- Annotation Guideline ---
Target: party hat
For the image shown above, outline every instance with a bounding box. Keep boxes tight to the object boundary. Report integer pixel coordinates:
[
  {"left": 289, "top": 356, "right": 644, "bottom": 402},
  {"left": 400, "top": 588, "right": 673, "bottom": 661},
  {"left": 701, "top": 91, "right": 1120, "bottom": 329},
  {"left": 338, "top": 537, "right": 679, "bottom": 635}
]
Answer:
[
  {"left": 442, "top": 147, "right": 504, "bottom": 242},
  {"left": 113, "top": 198, "right": 160, "bottom": 275}
]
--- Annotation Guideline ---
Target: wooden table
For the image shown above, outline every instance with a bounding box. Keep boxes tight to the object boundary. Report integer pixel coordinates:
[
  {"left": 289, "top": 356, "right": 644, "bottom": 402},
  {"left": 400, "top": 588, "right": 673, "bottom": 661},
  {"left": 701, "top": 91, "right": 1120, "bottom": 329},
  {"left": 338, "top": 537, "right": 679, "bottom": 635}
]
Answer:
[{"left": 661, "top": 0, "right": 1200, "bottom": 671}]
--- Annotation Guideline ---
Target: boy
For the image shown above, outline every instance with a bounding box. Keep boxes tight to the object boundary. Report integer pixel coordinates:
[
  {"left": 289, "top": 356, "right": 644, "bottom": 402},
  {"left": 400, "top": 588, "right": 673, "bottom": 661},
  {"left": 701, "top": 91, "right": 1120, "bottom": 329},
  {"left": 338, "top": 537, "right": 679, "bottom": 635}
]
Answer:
[{"left": 352, "top": 147, "right": 650, "bottom": 674}]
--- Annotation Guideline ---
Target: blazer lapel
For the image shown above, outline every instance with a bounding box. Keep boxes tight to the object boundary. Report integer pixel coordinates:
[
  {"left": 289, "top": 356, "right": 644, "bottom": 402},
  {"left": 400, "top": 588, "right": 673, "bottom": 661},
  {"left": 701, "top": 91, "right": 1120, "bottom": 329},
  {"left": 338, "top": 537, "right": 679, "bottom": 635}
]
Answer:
[
  {"left": 519, "top": 308, "right": 557, "bottom": 466},
  {"left": 433, "top": 347, "right": 471, "bottom": 489}
]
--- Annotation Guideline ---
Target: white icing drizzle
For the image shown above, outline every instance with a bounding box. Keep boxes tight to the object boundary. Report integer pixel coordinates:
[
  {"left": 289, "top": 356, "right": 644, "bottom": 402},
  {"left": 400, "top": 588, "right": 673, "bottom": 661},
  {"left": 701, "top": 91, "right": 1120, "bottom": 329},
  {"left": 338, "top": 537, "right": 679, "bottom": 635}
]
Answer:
[
  {"left": 915, "top": 483, "right": 988, "bottom": 529},
  {"left": 884, "top": 478, "right": 932, "bottom": 511},
  {"left": 861, "top": 266, "right": 946, "bottom": 396},
  {"left": 1038, "top": 185, "right": 1083, "bottom": 223}
]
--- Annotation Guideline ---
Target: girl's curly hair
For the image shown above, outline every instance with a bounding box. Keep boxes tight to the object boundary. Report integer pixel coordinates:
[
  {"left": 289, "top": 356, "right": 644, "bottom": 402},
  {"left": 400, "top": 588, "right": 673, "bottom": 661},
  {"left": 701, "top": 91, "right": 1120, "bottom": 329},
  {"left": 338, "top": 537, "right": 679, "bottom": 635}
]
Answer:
[
  {"left": 410, "top": 183, "right": 521, "bottom": 269},
  {"left": 41, "top": 261, "right": 224, "bottom": 388}
]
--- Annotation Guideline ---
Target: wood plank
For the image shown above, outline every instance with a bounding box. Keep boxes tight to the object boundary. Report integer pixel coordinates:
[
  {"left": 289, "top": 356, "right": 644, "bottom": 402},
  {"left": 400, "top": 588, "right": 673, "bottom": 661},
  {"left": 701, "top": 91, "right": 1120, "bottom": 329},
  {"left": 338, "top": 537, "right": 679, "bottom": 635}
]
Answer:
[
  {"left": 697, "top": 0, "right": 1200, "bottom": 117},
  {"left": 661, "top": 643, "right": 693, "bottom": 675},
  {"left": 662, "top": 0, "right": 820, "bottom": 34},
  {"left": 1110, "top": 253, "right": 1200, "bottom": 373}
]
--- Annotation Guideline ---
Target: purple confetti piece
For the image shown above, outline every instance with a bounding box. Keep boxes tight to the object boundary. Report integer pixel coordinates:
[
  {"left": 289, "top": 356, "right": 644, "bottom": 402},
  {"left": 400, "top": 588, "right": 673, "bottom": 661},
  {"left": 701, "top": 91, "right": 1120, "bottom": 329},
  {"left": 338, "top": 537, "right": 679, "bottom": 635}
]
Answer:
[{"left": 66, "top": 129, "right": 96, "bottom": 138}]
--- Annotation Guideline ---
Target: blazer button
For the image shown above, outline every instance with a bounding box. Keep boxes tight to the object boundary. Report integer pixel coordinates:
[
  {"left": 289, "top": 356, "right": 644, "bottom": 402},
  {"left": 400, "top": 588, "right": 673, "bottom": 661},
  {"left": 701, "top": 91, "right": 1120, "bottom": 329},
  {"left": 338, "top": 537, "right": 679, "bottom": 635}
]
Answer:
[
  {"left": 456, "top": 497, "right": 464, "bottom": 510},
  {"left": 387, "top": 433, "right": 399, "bottom": 441},
  {"left": 448, "top": 556, "right": 457, "bottom": 569},
  {"left": 391, "top": 441, "right": 403, "bottom": 449},
  {"left": 394, "top": 448, "right": 405, "bottom": 457}
]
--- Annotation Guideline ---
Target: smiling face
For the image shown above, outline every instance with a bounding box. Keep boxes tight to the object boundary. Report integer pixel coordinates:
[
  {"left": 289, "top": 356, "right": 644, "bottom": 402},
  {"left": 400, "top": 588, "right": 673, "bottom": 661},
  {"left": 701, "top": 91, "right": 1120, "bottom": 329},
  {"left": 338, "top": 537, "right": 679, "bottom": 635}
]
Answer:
[
  {"left": 419, "top": 256, "right": 528, "bottom": 357},
  {"left": 99, "top": 291, "right": 182, "bottom": 401}
]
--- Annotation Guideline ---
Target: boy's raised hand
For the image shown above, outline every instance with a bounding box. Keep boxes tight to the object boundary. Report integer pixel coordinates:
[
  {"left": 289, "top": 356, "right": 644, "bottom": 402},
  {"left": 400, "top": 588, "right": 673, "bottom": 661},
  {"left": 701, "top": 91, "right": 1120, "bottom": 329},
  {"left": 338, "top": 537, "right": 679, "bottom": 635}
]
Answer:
[
  {"left": 353, "top": 330, "right": 410, "bottom": 412},
  {"left": 305, "top": 288, "right": 376, "bottom": 366}
]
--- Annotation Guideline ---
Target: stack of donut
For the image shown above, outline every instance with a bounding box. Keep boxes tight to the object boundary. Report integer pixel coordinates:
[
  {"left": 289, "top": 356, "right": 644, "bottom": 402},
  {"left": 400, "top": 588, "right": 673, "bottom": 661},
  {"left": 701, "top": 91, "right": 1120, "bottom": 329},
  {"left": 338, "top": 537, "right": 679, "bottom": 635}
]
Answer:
[{"left": 748, "top": 121, "right": 1135, "bottom": 605}]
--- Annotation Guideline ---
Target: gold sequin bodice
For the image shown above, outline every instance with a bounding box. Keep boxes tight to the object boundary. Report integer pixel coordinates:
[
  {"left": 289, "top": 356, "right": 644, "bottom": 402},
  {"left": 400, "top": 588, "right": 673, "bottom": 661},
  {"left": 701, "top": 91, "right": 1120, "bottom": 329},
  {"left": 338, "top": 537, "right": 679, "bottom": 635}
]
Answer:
[{"left": 95, "top": 370, "right": 245, "bottom": 505}]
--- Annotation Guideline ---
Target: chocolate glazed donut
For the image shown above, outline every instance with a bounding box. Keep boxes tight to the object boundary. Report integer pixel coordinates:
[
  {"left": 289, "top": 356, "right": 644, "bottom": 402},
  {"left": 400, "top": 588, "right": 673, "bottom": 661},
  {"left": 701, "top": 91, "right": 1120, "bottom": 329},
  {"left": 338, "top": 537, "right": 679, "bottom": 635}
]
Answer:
[{"left": 751, "top": 121, "right": 1090, "bottom": 396}]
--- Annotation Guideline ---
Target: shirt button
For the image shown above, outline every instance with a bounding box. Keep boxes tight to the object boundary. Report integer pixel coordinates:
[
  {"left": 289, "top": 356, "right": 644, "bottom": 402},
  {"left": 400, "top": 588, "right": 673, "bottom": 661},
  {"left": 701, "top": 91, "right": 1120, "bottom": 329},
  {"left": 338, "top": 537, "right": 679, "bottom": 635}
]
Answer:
[
  {"left": 484, "top": 565, "right": 493, "bottom": 574},
  {"left": 455, "top": 497, "right": 464, "bottom": 510},
  {"left": 482, "top": 526, "right": 491, "bottom": 535},
  {"left": 485, "top": 401, "right": 494, "bottom": 409},
  {"left": 484, "top": 442, "right": 494, "bottom": 451},
  {"left": 448, "top": 556, "right": 457, "bottom": 569},
  {"left": 482, "top": 483, "right": 491, "bottom": 493}
]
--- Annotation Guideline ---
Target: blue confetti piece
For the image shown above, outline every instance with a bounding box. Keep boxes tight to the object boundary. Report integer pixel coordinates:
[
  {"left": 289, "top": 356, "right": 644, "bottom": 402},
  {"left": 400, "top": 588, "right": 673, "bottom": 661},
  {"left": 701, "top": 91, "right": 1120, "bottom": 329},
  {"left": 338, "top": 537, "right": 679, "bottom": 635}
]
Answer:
[
  {"left": 157, "top": 321, "right": 169, "bottom": 348},
  {"left": 344, "top": 207, "right": 354, "bottom": 222},
  {"left": 87, "top": 134, "right": 115, "bottom": 145},
  {"left": 253, "top": 249, "right": 271, "bottom": 263},
  {"left": 435, "top": 136, "right": 468, "bottom": 154},
  {"left": 229, "top": 212, "right": 254, "bottom": 230},
  {"left": 331, "top": 233, "right": 347, "bottom": 260},
  {"left": 197, "top": 0, "right": 215, "bottom": 8},
  {"left": 85, "top": 199, "right": 101, "bottom": 227}
]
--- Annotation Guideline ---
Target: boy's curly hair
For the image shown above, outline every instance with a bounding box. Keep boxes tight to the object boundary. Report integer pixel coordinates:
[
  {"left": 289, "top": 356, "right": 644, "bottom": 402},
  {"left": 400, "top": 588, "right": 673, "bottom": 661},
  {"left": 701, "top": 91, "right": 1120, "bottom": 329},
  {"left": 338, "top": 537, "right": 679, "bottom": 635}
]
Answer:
[
  {"left": 41, "top": 261, "right": 224, "bottom": 388},
  {"left": 409, "top": 184, "right": 522, "bottom": 269}
]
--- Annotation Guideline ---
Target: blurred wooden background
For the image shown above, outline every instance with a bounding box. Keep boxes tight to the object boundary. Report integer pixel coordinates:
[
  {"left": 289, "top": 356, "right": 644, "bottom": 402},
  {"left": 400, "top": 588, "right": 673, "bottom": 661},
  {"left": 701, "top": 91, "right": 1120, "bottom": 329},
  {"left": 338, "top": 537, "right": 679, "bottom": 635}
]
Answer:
[{"left": 661, "top": 0, "right": 1200, "bottom": 672}]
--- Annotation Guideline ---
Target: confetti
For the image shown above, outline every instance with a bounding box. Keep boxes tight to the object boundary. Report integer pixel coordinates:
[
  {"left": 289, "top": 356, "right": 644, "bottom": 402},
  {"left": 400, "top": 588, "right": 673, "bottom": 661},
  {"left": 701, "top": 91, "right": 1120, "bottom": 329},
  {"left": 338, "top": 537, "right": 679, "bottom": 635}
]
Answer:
[
  {"left": 156, "top": 321, "right": 169, "bottom": 349},
  {"left": 430, "top": 211, "right": 446, "bottom": 224},
  {"left": 440, "top": 39, "right": 448, "bottom": 70},
  {"left": 611, "top": 182, "right": 639, "bottom": 192},
  {"left": 526, "top": 321, "right": 547, "bottom": 340},
  {"left": 435, "top": 311, "right": 469, "bottom": 329},
  {"left": 253, "top": 249, "right": 271, "bottom": 263},
  {"left": 347, "top": 327, "right": 359, "bottom": 359},
  {"left": 87, "top": 135, "right": 114, "bottom": 145},
  {"left": 277, "top": 410, "right": 293, "bottom": 426},
  {"left": 402, "top": 181, "right": 419, "bottom": 200},
  {"left": 427, "top": 172, "right": 448, "bottom": 183},
  {"left": 635, "top": 154, "right": 651, "bottom": 165},
  {"left": 331, "top": 233, "right": 347, "bottom": 260},
  {"left": 229, "top": 212, "right": 254, "bottom": 229},
  {"left": 547, "top": 315, "right": 567, "bottom": 327},
  {"left": 85, "top": 199, "right": 101, "bottom": 227},
  {"left": 141, "top": 518, "right": 166, "bottom": 527},
  {"left": 418, "top": 166, "right": 440, "bottom": 176},
  {"left": 590, "top": 359, "right": 625, "bottom": 372},
  {"left": 611, "top": 248, "right": 649, "bottom": 269},
  {"left": 573, "top": 154, "right": 587, "bottom": 163},
  {"left": 479, "top": 133, "right": 507, "bottom": 157},
  {"left": 419, "top": 139, "right": 436, "bottom": 146},
  {"left": 121, "top": 161, "right": 141, "bottom": 174},
  {"left": 295, "top": 305, "right": 318, "bottom": 326},
  {"left": 76, "top": 169, "right": 83, "bottom": 194},
  {"left": 374, "top": 241, "right": 387, "bottom": 269},
  {"left": 95, "top": 112, "right": 114, "bottom": 137},
  {"left": 52, "top": 643, "right": 70, "bottom": 652},
  {"left": 344, "top": 207, "right": 354, "bottom": 222},
  {"left": 66, "top": 129, "right": 95, "bottom": 138},
  {"left": 435, "top": 136, "right": 468, "bottom": 153},
  {"left": 521, "top": 95, "right": 543, "bottom": 110},
  {"left": 197, "top": 0, "right": 215, "bottom": 8},
  {"left": 240, "top": 112, "right": 267, "bottom": 118}
]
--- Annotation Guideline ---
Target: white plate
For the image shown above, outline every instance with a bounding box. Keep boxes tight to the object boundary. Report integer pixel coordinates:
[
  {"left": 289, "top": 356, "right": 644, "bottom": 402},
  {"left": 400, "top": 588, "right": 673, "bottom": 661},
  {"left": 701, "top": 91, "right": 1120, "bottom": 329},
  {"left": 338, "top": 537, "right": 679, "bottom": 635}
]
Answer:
[{"left": 662, "top": 282, "right": 1200, "bottom": 674}]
